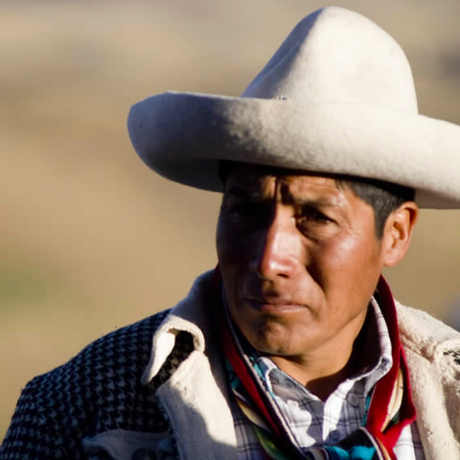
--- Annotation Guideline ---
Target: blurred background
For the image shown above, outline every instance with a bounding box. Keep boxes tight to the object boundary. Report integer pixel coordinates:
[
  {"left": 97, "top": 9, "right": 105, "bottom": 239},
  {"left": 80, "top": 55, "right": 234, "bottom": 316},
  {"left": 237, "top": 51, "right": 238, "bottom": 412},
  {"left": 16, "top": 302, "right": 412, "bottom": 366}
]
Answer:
[{"left": 1, "top": 0, "right": 460, "bottom": 439}]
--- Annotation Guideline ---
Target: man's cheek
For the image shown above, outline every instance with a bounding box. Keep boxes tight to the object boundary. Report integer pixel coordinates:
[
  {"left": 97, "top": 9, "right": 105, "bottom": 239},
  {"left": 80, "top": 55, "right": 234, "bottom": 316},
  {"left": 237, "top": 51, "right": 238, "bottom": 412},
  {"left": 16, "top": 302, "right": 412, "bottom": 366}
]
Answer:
[{"left": 217, "top": 231, "right": 254, "bottom": 265}]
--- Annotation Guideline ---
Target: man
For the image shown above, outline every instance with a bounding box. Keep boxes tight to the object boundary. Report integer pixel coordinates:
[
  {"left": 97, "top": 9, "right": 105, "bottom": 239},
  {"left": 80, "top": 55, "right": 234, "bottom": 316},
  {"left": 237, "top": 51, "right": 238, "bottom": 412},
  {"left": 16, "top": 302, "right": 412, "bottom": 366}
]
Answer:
[{"left": 1, "top": 6, "right": 460, "bottom": 460}]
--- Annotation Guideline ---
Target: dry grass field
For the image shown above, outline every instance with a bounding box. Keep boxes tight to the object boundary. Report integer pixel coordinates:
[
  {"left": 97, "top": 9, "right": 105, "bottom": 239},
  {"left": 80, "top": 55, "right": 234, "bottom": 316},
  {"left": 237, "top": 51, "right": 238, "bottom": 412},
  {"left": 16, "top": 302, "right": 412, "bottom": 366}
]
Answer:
[{"left": 1, "top": 0, "right": 460, "bottom": 439}]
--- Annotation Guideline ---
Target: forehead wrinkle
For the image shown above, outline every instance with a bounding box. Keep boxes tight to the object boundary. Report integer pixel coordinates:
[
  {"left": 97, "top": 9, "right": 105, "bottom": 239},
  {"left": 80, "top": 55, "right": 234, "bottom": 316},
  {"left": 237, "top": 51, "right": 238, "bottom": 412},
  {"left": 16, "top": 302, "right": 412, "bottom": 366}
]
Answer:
[
  {"left": 277, "top": 176, "right": 346, "bottom": 208},
  {"left": 225, "top": 170, "right": 349, "bottom": 208}
]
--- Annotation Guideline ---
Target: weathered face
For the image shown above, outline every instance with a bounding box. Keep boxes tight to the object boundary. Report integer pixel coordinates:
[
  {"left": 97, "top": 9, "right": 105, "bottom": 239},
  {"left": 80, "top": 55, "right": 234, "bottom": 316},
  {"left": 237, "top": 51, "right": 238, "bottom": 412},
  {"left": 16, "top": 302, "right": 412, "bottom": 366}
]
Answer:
[{"left": 216, "top": 164, "right": 401, "bottom": 360}]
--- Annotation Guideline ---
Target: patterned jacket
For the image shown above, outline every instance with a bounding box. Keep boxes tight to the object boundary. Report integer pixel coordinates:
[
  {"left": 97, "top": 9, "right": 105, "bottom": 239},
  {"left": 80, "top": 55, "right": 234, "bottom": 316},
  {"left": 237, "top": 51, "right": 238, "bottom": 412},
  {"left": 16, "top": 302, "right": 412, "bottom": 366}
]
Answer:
[{"left": 1, "top": 271, "right": 460, "bottom": 460}]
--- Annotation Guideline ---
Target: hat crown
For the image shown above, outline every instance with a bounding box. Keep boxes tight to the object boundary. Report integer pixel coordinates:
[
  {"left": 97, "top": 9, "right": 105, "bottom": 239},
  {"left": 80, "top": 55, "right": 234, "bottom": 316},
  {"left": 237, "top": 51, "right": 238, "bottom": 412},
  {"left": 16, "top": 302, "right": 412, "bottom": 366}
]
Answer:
[{"left": 243, "top": 7, "right": 418, "bottom": 113}]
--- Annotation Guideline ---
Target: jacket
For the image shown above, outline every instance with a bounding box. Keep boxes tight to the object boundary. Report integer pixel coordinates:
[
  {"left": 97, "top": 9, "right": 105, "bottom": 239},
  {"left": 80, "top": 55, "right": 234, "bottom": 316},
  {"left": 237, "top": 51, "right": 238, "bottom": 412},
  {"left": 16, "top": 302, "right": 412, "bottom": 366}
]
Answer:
[{"left": 1, "top": 271, "right": 460, "bottom": 460}]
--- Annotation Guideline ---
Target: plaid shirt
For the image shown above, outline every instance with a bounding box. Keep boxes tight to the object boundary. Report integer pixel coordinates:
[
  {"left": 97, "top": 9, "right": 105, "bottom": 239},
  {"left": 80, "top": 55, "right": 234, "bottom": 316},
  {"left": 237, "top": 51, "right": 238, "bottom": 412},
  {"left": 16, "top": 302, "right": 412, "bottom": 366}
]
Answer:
[{"left": 228, "top": 297, "right": 426, "bottom": 460}]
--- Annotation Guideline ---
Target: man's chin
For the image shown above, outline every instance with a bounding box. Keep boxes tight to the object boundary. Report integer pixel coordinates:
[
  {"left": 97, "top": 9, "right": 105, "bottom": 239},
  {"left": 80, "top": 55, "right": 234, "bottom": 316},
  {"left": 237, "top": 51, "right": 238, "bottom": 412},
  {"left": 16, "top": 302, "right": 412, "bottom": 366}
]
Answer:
[{"left": 241, "top": 324, "right": 307, "bottom": 357}]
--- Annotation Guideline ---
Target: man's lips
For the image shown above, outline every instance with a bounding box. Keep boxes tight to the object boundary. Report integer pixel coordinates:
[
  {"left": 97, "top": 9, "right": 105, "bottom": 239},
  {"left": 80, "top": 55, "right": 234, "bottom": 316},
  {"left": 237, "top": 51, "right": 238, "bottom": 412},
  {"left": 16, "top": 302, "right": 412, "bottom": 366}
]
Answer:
[{"left": 243, "top": 296, "right": 305, "bottom": 313}]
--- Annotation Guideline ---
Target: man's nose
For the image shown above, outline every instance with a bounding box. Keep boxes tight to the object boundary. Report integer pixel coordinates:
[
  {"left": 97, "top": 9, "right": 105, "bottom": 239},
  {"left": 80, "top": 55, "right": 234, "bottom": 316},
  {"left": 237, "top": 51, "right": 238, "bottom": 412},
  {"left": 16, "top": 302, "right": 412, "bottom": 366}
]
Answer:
[{"left": 249, "top": 208, "right": 302, "bottom": 280}]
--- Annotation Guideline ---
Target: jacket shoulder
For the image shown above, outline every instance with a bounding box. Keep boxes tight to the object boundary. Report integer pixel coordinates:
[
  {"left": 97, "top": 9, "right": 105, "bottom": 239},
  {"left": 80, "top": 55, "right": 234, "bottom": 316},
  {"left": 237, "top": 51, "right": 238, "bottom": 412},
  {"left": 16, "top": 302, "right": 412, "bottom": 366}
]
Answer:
[
  {"left": 397, "top": 302, "right": 460, "bottom": 373},
  {"left": 396, "top": 304, "right": 460, "bottom": 458},
  {"left": 0, "top": 310, "right": 175, "bottom": 460}
]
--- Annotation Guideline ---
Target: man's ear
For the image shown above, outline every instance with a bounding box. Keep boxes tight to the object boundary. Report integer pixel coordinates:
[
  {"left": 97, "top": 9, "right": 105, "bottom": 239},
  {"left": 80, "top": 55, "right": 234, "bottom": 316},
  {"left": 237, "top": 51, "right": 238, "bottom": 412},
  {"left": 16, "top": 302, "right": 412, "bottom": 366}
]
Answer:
[{"left": 382, "top": 201, "right": 419, "bottom": 267}]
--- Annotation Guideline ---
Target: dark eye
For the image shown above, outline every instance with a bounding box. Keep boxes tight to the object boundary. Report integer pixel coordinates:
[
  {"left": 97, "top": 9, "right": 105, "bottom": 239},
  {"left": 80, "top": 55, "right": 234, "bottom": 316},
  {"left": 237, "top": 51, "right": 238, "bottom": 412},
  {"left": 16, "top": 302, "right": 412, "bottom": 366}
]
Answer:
[
  {"left": 228, "top": 203, "right": 257, "bottom": 217},
  {"left": 297, "top": 208, "right": 333, "bottom": 226},
  {"left": 220, "top": 200, "right": 270, "bottom": 231}
]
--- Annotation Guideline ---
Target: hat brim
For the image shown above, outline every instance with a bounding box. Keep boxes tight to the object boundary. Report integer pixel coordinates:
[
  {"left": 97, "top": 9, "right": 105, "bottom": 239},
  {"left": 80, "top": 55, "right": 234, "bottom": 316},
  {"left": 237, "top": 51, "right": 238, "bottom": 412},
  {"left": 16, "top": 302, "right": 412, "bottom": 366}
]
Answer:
[{"left": 128, "top": 91, "right": 460, "bottom": 209}]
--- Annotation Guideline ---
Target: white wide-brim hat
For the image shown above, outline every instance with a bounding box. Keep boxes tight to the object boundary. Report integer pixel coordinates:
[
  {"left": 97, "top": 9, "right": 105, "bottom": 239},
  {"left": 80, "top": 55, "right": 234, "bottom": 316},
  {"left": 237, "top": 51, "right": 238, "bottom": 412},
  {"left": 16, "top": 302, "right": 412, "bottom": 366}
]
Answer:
[{"left": 128, "top": 6, "right": 460, "bottom": 209}]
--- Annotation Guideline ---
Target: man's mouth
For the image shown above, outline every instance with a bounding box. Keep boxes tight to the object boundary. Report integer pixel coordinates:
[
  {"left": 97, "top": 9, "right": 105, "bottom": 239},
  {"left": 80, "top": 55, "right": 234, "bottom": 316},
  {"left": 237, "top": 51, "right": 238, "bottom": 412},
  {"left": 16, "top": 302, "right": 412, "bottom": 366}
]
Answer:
[{"left": 243, "top": 295, "right": 305, "bottom": 314}]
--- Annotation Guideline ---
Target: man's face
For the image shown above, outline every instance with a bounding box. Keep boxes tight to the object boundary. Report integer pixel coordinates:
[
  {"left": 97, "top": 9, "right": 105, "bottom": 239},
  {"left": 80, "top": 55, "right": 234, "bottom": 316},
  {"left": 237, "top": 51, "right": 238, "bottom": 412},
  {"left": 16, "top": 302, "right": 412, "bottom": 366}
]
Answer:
[{"left": 216, "top": 164, "right": 393, "bottom": 359}]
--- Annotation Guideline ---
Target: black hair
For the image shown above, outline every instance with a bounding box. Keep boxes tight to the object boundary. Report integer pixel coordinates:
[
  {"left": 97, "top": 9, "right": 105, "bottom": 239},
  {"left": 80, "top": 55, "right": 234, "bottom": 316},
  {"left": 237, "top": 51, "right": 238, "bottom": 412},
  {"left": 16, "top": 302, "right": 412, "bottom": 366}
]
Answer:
[{"left": 334, "top": 177, "right": 414, "bottom": 238}]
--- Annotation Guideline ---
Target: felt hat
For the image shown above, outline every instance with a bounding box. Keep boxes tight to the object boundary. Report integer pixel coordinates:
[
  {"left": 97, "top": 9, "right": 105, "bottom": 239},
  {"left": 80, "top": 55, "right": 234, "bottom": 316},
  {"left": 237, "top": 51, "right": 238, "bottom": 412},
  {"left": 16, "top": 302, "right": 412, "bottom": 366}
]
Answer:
[{"left": 128, "top": 6, "right": 460, "bottom": 208}]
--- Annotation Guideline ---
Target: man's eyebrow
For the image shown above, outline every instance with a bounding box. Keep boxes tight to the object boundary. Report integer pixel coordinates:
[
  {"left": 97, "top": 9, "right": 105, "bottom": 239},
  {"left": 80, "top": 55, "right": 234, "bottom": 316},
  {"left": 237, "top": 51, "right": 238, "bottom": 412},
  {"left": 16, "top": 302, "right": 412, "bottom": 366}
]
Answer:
[
  {"left": 224, "top": 184, "right": 341, "bottom": 207},
  {"left": 283, "top": 196, "right": 338, "bottom": 208}
]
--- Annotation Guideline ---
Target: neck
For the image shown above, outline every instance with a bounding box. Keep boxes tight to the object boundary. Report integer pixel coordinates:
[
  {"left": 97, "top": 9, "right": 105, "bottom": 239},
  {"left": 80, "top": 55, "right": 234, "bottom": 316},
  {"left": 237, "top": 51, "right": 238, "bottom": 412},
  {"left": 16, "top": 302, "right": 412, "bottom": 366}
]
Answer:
[
  {"left": 269, "top": 307, "right": 378, "bottom": 401},
  {"left": 270, "top": 355, "right": 352, "bottom": 400}
]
